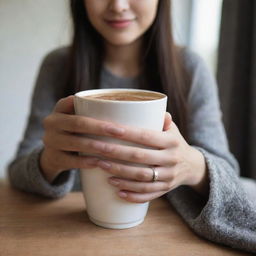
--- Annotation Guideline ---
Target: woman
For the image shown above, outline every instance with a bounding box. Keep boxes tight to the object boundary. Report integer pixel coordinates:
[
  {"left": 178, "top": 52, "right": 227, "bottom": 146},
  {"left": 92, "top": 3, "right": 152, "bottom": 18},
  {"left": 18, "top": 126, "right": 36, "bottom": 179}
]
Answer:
[{"left": 8, "top": 0, "right": 256, "bottom": 253}]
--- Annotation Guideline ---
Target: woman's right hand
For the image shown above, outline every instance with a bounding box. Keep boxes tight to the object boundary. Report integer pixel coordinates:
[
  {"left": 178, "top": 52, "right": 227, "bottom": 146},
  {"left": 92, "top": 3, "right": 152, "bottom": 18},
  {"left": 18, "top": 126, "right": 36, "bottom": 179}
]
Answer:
[{"left": 40, "top": 96, "right": 125, "bottom": 183}]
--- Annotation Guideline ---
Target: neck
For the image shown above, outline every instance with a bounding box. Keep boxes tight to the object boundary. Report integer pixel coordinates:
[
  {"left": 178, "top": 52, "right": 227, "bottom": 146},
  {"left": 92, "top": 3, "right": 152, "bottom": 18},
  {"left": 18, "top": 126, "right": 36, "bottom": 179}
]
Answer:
[{"left": 104, "top": 39, "right": 142, "bottom": 78}]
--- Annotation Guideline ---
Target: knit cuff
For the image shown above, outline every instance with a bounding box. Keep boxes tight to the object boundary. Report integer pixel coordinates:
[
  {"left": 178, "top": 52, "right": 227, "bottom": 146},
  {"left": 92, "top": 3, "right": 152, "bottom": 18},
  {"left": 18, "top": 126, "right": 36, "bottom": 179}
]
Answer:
[{"left": 25, "top": 146, "right": 76, "bottom": 198}]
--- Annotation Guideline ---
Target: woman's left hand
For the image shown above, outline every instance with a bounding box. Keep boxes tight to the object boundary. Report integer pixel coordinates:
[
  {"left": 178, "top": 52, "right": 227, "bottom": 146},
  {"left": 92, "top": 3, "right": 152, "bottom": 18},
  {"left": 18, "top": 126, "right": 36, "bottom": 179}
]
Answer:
[{"left": 92, "top": 112, "right": 208, "bottom": 203}]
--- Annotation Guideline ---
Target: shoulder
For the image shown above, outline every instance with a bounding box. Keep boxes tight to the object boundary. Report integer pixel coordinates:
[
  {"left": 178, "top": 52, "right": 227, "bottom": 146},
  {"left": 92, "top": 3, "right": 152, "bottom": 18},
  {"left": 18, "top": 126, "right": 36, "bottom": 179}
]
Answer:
[
  {"left": 34, "top": 46, "right": 72, "bottom": 97},
  {"left": 179, "top": 47, "right": 210, "bottom": 77},
  {"left": 40, "top": 46, "right": 71, "bottom": 69},
  {"left": 36, "top": 46, "right": 71, "bottom": 84},
  {"left": 179, "top": 47, "right": 218, "bottom": 101}
]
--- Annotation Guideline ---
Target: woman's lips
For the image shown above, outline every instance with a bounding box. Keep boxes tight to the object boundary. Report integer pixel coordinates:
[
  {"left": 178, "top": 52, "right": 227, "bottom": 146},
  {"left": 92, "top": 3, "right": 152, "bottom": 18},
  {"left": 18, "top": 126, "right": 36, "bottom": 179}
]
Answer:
[{"left": 105, "top": 19, "right": 134, "bottom": 29}]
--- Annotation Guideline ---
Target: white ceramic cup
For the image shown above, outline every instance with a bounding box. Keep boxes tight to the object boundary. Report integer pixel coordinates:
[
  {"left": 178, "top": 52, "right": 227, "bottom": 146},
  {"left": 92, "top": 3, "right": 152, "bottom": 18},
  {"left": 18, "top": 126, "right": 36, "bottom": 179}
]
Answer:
[{"left": 74, "top": 88, "right": 167, "bottom": 229}]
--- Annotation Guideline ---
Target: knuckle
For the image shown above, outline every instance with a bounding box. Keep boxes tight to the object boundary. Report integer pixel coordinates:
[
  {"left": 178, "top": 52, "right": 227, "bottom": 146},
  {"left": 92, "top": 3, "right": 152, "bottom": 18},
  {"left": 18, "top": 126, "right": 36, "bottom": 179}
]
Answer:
[
  {"left": 170, "top": 153, "right": 180, "bottom": 165},
  {"left": 171, "top": 139, "right": 180, "bottom": 147},
  {"left": 130, "top": 150, "right": 145, "bottom": 162},
  {"left": 88, "top": 140, "right": 96, "bottom": 149},
  {"left": 140, "top": 184, "right": 150, "bottom": 193},
  {"left": 100, "top": 122, "right": 109, "bottom": 133},
  {"left": 42, "top": 133, "right": 56, "bottom": 148},
  {"left": 140, "top": 129, "right": 151, "bottom": 143},
  {"left": 43, "top": 116, "right": 52, "bottom": 130},
  {"left": 67, "top": 137, "right": 77, "bottom": 150},
  {"left": 169, "top": 169, "right": 178, "bottom": 181},
  {"left": 105, "top": 144, "right": 114, "bottom": 153},
  {"left": 136, "top": 169, "right": 151, "bottom": 181},
  {"left": 168, "top": 171, "right": 175, "bottom": 181},
  {"left": 111, "top": 163, "right": 121, "bottom": 175},
  {"left": 161, "top": 183, "right": 168, "bottom": 191},
  {"left": 72, "top": 118, "right": 85, "bottom": 132},
  {"left": 165, "top": 181, "right": 173, "bottom": 191},
  {"left": 116, "top": 163, "right": 123, "bottom": 173}
]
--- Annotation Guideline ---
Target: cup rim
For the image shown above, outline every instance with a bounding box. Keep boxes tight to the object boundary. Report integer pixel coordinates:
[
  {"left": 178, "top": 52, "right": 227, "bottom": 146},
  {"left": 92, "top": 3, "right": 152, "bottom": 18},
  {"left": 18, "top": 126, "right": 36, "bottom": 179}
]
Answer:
[{"left": 74, "top": 88, "right": 167, "bottom": 103}]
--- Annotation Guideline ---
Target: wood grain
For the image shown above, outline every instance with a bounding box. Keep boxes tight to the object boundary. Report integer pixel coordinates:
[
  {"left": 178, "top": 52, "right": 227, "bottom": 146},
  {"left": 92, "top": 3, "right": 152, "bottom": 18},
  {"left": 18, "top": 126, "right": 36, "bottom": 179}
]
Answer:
[{"left": 0, "top": 182, "right": 253, "bottom": 256}]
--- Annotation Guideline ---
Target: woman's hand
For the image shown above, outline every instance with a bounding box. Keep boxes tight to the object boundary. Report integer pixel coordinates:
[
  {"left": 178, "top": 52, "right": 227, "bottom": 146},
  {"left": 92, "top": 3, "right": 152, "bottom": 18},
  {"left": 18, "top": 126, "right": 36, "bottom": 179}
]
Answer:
[
  {"left": 41, "top": 95, "right": 208, "bottom": 200},
  {"left": 40, "top": 96, "right": 129, "bottom": 183},
  {"left": 92, "top": 113, "right": 209, "bottom": 203}
]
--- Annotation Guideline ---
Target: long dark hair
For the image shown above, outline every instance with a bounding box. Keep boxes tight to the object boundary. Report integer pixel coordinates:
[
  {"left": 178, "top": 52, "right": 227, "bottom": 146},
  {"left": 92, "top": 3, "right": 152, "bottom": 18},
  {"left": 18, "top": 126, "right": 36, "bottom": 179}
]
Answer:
[{"left": 68, "top": 0, "right": 190, "bottom": 139}]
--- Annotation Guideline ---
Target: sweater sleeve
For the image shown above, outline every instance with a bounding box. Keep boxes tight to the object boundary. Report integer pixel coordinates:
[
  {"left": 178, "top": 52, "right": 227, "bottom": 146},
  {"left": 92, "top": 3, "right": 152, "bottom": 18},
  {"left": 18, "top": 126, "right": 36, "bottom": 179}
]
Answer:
[
  {"left": 7, "top": 47, "right": 76, "bottom": 198},
  {"left": 166, "top": 50, "right": 256, "bottom": 253}
]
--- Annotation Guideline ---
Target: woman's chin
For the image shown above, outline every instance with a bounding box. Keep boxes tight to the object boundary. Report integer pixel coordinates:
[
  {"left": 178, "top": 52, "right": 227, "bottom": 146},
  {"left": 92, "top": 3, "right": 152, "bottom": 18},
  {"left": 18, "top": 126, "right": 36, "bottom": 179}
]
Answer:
[{"left": 103, "top": 36, "right": 140, "bottom": 47}]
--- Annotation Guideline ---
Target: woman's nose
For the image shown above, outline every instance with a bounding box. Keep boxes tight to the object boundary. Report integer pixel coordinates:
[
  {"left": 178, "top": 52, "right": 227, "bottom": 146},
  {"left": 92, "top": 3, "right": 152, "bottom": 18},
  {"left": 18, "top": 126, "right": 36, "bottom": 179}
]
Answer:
[{"left": 109, "top": 0, "right": 130, "bottom": 13}]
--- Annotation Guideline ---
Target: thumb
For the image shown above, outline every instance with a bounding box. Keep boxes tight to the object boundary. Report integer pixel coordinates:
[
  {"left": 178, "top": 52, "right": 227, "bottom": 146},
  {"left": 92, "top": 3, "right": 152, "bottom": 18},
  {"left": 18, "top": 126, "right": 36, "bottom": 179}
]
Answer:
[
  {"left": 53, "top": 95, "right": 74, "bottom": 114},
  {"left": 163, "top": 112, "right": 172, "bottom": 131}
]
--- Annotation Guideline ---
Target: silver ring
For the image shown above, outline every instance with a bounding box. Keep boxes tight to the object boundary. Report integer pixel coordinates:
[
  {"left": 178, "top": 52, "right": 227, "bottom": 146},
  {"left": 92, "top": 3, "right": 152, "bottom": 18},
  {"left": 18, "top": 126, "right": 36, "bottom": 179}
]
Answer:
[{"left": 151, "top": 167, "right": 158, "bottom": 182}]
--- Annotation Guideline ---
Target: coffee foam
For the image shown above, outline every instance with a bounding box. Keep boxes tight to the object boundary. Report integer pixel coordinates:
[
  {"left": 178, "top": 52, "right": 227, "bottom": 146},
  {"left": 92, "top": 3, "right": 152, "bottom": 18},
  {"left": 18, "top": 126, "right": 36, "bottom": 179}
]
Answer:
[{"left": 83, "top": 91, "right": 163, "bottom": 101}]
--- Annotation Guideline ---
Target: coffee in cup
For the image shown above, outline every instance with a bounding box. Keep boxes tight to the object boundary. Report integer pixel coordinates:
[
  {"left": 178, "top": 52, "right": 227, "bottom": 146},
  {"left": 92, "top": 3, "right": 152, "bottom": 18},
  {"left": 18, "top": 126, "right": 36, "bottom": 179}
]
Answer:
[{"left": 82, "top": 90, "right": 164, "bottom": 101}]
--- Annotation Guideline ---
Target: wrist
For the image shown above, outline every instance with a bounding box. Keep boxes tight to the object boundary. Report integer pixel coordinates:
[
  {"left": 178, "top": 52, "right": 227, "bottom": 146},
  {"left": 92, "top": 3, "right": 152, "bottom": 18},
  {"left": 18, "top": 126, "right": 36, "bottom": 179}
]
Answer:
[
  {"left": 187, "top": 147, "right": 209, "bottom": 196},
  {"left": 39, "top": 149, "right": 61, "bottom": 184}
]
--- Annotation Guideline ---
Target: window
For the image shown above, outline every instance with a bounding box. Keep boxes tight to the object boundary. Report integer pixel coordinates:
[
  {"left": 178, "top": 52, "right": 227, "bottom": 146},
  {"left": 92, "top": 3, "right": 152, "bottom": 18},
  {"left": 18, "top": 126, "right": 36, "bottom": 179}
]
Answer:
[{"left": 173, "top": 0, "right": 223, "bottom": 73}]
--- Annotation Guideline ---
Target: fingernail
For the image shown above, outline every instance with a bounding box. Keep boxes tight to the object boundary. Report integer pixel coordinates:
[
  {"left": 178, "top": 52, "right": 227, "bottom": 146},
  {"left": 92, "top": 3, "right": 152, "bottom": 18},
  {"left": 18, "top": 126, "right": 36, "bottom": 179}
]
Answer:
[
  {"left": 98, "top": 160, "right": 111, "bottom": 169},
  {"left": 105, "top": 126, "right": 125, "bottom": 135},
  {"left": 118, "top": 191, "right": 127, "bottom": 198},
  {"left": 109, "top": 178, "right": 119, "bottom": 186},
  {"left": 167, "top": 112, "right": 172, "bottom": 120}
]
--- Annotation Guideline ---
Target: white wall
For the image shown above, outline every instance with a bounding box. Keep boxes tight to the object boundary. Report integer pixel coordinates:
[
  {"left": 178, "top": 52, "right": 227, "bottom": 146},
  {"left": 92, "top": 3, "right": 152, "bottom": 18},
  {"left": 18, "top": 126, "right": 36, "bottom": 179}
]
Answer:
[
  {"left": 172, "top": 0, "right": 193, "bottom": 46},
  {"left": 0, "top": 0, "right": 71, "bottom": 178},
  {"left": 173, "top": 0, "right": 223, "bottom": 73},
  {"left": 189, "top": 0, "right": 223, "bottom": 72}
]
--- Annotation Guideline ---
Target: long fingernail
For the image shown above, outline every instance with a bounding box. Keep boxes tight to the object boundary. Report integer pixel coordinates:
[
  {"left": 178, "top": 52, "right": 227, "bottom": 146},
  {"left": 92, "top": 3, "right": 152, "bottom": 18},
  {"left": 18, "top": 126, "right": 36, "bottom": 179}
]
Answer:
[
  {"left": 105, "top": 125, "right": 125, "bottom": 135},
  {"left": 98, "top": 160, "right": 111, "bottom": 169}
]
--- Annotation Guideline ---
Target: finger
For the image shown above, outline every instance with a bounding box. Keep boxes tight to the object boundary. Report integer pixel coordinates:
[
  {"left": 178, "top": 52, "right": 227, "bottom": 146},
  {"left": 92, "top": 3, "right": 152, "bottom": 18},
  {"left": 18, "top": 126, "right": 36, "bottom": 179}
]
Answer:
[
  {"left": 44, "top": 131, "right": 114, "bottom": 155},
  {"left": 108, "top": 178, "right": 172, "bottom": 194},
  {"left": 103, "top": 121, "right": 178, "bottom": 150},
  {"left": 52, "top": 102, "right": 177, "bottom": 150},
  {"left": 54, "top": 113, "right": 177, "bottom": 149},
  {"left": 97, "top": 160, "right": 176, "bottom": 182},
  {"left": 48, "top": 113, "right": 126, "bottom": 136},
  {"left": 117, "top": 190, "right": 167, "bottom": 203},
  {"left": 52, "top": 150, "right": 100, "bottom": 170},
  {"left": 98, "top": 161, "right": 153, "bottom": 182},
  {"left": 163, "top": 112, "right": 172, "bottom": 131},
  {"left": 45, "top": 130, "right": 178, "bottom": 166},
  {"left": 89, "top": 140, "right": 177, "bottom": 166},
  {"left": 54, "top": 96, "right": 75, "bottom": 114}
]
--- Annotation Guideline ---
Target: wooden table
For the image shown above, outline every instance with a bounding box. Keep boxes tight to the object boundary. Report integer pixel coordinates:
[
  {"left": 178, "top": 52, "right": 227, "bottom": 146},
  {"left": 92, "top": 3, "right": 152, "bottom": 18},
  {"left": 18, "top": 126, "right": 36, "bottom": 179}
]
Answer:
[{"left": 0, "top": 181, "right": 253, "bottom": 256}]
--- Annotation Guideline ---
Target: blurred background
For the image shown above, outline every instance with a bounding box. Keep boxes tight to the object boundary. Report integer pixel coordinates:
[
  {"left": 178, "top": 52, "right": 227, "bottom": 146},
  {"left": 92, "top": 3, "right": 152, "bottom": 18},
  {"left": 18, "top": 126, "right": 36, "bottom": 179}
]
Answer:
[{"left": 1, "top": 0, "right": 255, "bottom": 180}]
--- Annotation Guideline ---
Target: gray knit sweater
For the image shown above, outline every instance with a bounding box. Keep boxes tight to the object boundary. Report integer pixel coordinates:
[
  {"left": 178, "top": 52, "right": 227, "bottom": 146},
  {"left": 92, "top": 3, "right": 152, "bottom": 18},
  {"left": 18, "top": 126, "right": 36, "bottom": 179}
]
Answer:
[{"left": 8, "top": 47, "right": 256, "bottom": 253}]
